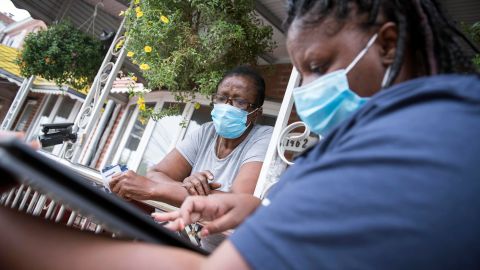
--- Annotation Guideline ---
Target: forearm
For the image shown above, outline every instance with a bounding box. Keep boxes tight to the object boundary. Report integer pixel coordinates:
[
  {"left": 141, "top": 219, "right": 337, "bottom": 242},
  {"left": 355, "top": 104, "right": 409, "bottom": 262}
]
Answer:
[
  {"left": 0, "top": 206, "right": 206, "bottom": 270},
  {"left": 149, "top": 181, "right": 191, "bottom": 207},
  {"left": 146, "top": 170, "right": 179, "bottom": 184}
]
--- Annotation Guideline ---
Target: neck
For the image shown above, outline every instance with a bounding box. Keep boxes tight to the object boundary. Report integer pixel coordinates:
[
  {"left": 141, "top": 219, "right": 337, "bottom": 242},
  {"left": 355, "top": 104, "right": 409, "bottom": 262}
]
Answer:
[{"left": 216, "top": 124, "right": 254, "bottom": 157}]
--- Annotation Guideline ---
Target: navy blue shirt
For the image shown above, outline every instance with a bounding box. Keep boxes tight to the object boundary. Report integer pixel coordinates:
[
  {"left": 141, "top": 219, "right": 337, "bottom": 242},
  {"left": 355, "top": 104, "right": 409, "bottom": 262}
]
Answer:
[{"left": 230, "top": 75, "right": 480, "bottom": 270}]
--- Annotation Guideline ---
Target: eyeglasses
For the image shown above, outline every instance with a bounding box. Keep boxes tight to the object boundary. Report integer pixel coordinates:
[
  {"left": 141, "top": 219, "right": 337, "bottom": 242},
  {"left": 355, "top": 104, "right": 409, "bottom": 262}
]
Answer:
[{"left": 212, "top": 94, "right": 256, "bottom": 110}]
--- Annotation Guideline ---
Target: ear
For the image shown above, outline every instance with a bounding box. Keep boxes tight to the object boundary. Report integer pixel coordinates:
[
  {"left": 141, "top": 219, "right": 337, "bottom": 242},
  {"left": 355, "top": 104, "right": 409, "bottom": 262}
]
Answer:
[
  {"left": 377, "top": 22, "right": 398, "bottom": 66},
  {"left": 248, "top": 107, "right": 262, "bottom": 125}
]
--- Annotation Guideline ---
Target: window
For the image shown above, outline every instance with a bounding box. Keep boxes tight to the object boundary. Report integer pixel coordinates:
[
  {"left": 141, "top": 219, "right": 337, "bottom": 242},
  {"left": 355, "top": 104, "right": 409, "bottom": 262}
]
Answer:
[
  {"left": 53, "top": 97, "right": 76, "bottom": 123},
  {"left": 14, "top": 100, "right": 37, "bottom": 132},
  {"left": 183, "top": 104, "right": 212, "bottom": 138},
  {"left": 31, "top": 95, "right": 82, "bottom": 155},
  {"left": 117, "top": 103, "right": 155, "bottom": 166},
  {"left": 28, "top": 95, "right": 58, "bottom": 140},
  {"left": 137, "top": 103, "right": 186, "bottom": 175}
]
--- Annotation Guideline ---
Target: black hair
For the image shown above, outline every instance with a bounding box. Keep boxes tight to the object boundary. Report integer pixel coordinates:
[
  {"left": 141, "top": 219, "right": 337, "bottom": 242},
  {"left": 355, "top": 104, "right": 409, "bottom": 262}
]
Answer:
[
  {"left": 285, "top": 0, "right": 479, "bottom": 87},
  {"left": 217, "top": 65, "right": 266, "bottom": 108}
]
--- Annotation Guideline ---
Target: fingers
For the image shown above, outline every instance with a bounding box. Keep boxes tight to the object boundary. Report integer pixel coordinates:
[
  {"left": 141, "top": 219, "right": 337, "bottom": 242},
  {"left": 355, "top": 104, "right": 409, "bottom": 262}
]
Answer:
[
  {"left": 163, "top": 218, "right": 185, "bottom": 231},
  {"left": 151, "top": 211, "right": 180, "bottom": 222},
  {"left": 182, "top": 180, "right": 199, "bottom": 196},
  {"left": 208, "top": 182, "right": 222, "bottom": 190},
  {"left": 182, "top": 171, "right": 215, "bottom": 196},
  {"left": 203, "top": 170, "right": 214, "bottom": 180},
  {"left": 201, "top": 213, "right": 239, "bottom": 237},
  {"left": 151, "top": 212, "right": 185, "bottom": 232},
  {"left": 179, "top": 196, "right": 209, "bottom": 225},
  {"left": 109, "top": 173, "right": 123, "bottom": 193},
  {"left": 29, "top": 139, "right": 41, "bottom": 150}
]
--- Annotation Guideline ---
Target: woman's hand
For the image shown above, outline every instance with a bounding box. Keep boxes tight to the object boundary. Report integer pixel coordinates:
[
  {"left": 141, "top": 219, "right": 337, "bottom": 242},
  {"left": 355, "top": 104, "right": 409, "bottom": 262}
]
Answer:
[
  {"left": 181, "top": 170, "right": 221, "bottom": 196},
  {"left": 152, "top": 193, "right": 261, "bottom": 237},
  {"left": 109, "top": 170, "right": 158, "bottom": 201}
]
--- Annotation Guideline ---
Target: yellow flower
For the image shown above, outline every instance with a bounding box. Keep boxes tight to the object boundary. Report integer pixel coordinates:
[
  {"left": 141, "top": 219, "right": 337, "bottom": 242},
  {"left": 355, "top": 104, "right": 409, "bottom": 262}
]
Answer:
[
  {"left": 139, "top": 103, "right": 146, "bottom": 112},
  {"left": 136, "top": 11, "right": 143, "bottom": 18},
  {"left": 131, "top": 75, "right": 138, "bottom": 82},
  {"left": 160, "top": 15, "right": 170, "bottom": 24},
  {"left": 139, "top": 117, "right": 147, "bottom": 125},
  {"left": 115, "top": 39, "right": 125, "bottom": 51},
  {"left": 139, "top": 63, "right": 150, "bottom": 70},
  {"left": 134, "top": 0, "right": 140, "bottom": 4},
  {"left": 135, "top": 7, "right": 141, "bottom": 13},
  {"left": 127, "top": 51, "right": 135, "bottom": 57},
  {"left": 194, "top": 102, "right": 201, "bottom": 110},
  {"left": 144, "top": 46, "right": 152, "bottom": 53},
  {"left": 137, "top": 96, "right": 145, "bottom": 105}
]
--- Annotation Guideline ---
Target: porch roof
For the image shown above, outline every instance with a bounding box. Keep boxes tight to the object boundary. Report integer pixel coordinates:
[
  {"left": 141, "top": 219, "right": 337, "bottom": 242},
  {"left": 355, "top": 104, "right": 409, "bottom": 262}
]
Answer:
[{"left": 0, "top": 44, "right": 86, "bottom": 100}]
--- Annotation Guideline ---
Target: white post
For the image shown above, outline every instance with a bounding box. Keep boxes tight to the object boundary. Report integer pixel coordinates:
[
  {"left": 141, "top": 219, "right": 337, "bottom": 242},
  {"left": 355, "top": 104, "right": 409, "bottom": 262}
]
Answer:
[
  {"left": 80, "top": 99, "right": 115, "bottom": 165},
  {"left": 69, "top": 17, "right": 128, "bottom": 164},
  {"left": 1, "top": 76, "right": 35, "bottom": 131},
  {"left": 253, "top": 67, "right": 301, "bottom": 198}
]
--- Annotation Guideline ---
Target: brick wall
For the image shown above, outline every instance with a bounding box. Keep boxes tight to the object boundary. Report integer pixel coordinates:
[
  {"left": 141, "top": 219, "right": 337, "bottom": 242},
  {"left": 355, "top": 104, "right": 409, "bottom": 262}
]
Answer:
[
  {"left": 94, "top": 105, "right": 126, "bottom": 169},
  {"left": 258, "top": 63, "right": 293, "bottom": 102},
  {"left": 258, "top": 63, "right": 301, "bottom": 123}
]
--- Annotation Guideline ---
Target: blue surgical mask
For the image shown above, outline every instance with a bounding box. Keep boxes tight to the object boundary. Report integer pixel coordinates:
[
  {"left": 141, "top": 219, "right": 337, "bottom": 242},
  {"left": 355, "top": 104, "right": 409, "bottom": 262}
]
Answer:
[
  {"left": 293, "top": 33, "right": 387, "bottom": 136},
  {"left": 211, "top": 104, "right": 257, "bottom": 139}
]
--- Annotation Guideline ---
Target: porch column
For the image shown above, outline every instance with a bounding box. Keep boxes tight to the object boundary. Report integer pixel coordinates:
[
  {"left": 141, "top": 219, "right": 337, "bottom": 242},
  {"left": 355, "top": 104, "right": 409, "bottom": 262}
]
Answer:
[
  {"left": 253, "top": 68, "right": 300, "bottom": 198},
  {"left": 1, "top": 76, "right": 35, "bottom": 131},
  {"left": 69, "top": 16, "right": 127, "bottom": 164}
]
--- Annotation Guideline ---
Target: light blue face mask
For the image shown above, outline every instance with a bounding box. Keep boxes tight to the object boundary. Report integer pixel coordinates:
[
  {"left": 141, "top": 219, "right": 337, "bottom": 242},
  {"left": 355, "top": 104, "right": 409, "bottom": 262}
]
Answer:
[
  {"left": 293, "top": 33, "right": 389, "bottom": 136},
  {"left": 211, "top": 104, "right": 258, "bottom": 139}
]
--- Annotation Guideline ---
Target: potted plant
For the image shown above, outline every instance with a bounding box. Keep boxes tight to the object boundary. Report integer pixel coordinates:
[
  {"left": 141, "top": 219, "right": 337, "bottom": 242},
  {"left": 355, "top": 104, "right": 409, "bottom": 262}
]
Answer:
[{"left": 17, "top": 22, "right": 103, "bottom": 90}]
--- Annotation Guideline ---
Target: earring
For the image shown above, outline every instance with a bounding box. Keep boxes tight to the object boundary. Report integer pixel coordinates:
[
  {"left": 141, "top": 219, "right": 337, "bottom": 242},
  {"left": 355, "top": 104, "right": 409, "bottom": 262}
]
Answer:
[{"left": 381, "top": 65, "right": 392, "bottom": 89}]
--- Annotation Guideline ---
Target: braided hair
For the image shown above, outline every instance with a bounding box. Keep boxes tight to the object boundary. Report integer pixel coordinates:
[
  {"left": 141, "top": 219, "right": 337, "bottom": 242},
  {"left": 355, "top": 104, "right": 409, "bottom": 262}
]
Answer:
[{"left": 285, "top": 0, "right": 479, "bottom": 87}]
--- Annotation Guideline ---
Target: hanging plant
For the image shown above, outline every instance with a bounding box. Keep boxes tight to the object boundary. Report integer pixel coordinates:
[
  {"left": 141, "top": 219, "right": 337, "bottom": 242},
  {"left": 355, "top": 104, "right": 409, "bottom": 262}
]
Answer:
[
  {"left": 17, "top": 22, "right": 103, "bottom": 89},
  {"left": 122, "top": 0, "right": 275, "bottom": 119},
  {"left": 471, "top": 22, "right": 480, "bottom": 69}
]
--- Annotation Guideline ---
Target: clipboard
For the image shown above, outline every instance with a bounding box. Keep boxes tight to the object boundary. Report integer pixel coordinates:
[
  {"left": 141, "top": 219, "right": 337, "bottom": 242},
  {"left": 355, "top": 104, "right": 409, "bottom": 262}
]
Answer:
[{"left": 0, "top": 138, "right": 209, "bottom": 255}]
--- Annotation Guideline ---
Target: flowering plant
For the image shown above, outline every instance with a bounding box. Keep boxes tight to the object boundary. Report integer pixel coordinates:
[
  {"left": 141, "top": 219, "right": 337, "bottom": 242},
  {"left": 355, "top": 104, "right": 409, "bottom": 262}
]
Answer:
[
  {"left": 122, "top": 0, "right": 275, "bottom": 119},
  {"left": 471, "top": 22, "right": 480, "bottom": 69},
  {"left": 17, "top": 22, "right": 102, "bottom": 89}
]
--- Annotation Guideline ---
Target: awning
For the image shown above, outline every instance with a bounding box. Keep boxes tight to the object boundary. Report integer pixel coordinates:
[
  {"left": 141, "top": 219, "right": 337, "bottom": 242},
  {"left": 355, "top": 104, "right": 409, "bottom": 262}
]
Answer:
[{"left": 0, "top": 44, "right": 86, "bottom": 100}]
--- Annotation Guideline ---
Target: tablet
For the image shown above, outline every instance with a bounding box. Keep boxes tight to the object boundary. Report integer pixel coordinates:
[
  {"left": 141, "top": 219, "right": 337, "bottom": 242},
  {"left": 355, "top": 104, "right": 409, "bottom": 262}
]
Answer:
[{"left": 0, "top": 138, "right": 209, "bottom": 255}]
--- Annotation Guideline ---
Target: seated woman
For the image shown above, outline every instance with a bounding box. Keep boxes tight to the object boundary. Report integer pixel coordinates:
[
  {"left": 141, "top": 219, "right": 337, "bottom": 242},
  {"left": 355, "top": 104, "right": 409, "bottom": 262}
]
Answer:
[{"left": 109, "top": 66, "right": 273, "bottom": 206}]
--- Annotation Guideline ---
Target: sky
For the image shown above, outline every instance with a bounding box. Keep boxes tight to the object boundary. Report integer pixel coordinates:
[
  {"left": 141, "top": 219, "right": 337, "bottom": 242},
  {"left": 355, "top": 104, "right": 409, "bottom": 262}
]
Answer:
[{"left": 0, "top": 0, "right": 31, "bottom": 21}]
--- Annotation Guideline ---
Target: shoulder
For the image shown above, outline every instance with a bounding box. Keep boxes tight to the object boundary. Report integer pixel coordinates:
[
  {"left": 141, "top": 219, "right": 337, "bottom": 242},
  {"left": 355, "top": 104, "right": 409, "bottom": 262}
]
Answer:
[
  {"left": 302, "top": 74, "right": 480, "bottom": 175},
  {"left": 192, "top": 122, "right": 216, "bottom": 137},
  {"left": 368, "top": 74, "right": 480, "bottom": 110},
  {"left": 251, "top": 124, "right": 273, "bottom": 139}
]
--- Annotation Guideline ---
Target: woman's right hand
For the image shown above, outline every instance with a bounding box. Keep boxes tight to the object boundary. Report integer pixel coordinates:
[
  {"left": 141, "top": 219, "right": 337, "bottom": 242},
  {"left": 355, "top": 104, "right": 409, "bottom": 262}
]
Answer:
[{"left": 152, "top": 193, "right": 261, "bottom": 237}]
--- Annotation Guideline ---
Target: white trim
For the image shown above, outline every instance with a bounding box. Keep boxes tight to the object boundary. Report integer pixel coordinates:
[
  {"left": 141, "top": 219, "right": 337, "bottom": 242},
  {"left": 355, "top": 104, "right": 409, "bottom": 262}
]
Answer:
[{"left": 254, "top": 67, "right": 301, "bottom": 198}]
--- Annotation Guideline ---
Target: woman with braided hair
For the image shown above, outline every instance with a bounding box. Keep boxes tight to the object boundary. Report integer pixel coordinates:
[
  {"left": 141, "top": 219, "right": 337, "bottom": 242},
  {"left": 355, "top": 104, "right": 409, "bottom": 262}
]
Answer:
[{"left": 1, "top": 0, "right": 480, "bottom": 269}]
